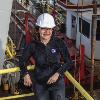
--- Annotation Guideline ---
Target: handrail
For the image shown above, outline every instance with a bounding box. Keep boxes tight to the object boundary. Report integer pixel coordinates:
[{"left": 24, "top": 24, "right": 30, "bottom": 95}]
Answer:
[
  {"left": 0, "top": 65, "right": 34, "bottom": 75},
  {"left": 0, "top": 65, "right": 94, "bottom": 100},
  {"left": 65, "top": 71, "right": 94, "bottom": 100},
  {"left": 57, "top": 0, "right": 100, "bottom": 9},
  {"left": 0, "top": 93, "right": 34, "bottom": 100}
]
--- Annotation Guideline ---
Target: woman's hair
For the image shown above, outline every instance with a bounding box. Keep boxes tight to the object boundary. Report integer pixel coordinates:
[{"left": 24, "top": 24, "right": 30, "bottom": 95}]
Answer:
[{"left": 31, "top": 25, "right": 40, "bottom": 41}]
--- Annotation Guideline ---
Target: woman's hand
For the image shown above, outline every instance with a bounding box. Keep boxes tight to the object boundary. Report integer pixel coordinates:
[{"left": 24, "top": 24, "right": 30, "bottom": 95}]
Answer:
[
  {"left": 47, "top": 72, "right": 60, "bottom": 84},
  {"left": 23, "top": 74, "right": 32, "bottom": 86}
]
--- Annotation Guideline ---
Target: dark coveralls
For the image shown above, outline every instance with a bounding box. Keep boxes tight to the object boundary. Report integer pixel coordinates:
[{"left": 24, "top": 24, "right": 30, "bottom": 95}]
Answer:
[{"left": 19, "top": 36, "right": 72, "bottom": 100}]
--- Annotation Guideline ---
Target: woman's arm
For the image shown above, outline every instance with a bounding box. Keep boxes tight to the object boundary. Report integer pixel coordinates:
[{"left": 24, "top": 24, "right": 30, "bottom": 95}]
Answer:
[
  {"left": 19, "top": 43, "right": 35, "bottom": 86},
  {"left": 56, "top": 39, "right": 73, "bottom": 75},
  {"left": 47, "top": 39, "right": 73, "bottom": 84},
  {"left": 19, "top": 43, "right": 34, "bottom": 76}
]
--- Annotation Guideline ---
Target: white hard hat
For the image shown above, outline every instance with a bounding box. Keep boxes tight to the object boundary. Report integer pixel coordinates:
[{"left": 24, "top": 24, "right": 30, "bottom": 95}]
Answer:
[{"left": 36, "top": 13, "right": 56, "bottom": 28}]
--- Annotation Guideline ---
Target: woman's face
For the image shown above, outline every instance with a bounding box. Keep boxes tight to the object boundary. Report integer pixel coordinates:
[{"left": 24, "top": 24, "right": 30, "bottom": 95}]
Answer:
[{"left": 39, "top": 27, "right": 53, "bottom": 40}]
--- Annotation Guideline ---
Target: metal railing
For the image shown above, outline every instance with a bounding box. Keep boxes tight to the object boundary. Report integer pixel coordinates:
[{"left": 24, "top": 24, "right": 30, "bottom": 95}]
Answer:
[{"left": 0, "top": 65, "right": 94, "bottom": 100}]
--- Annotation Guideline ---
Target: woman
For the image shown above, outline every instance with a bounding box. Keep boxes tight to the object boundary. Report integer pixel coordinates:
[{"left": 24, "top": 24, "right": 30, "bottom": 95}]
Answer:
[{"left": 19, "top": 13, "right": 72, "bottom": 100}]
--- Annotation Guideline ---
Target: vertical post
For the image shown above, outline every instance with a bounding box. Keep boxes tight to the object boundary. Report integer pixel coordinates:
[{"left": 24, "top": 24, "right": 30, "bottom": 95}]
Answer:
[
  {"left": 53, "top": 0, "right": 56, "bottom": 18},
  {"left": 66, "top": 0, "right": 68, "bottom": 4},
  {"left": 79, "top": 44, "right": 85, "bottom": 81},
  {"left": 46, "top": 0, "right": 49, "bottom": 13},
  {"left": 41, "top": 0, "right": 46, "bottom": 13},
  {"left": 25, "top": 13, "right": 31, "bottom": 44},
  {"left": 90, "top": 0, "right": 97, "bottom": 95}
]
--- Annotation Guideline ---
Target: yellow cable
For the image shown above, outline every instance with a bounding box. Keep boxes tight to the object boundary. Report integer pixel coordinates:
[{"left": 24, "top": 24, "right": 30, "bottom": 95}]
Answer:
[{"left": 6, "top": 46, "right": 13, "bottom": 58}]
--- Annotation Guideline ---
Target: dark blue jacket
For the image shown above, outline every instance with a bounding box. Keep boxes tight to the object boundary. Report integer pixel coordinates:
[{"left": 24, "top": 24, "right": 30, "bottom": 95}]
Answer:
[{"left": 19, "top": 36, "right": 72, "bottom": 85}]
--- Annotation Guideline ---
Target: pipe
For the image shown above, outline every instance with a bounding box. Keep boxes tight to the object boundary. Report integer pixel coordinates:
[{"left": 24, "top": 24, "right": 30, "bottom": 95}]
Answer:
[
  {"left": 6, "top": 46, "right": 13, "bottom": 58},
  {"left": 0, "top": 65, "right": 35, "bottom": 75},
  {"left": 0, "top": 93, "right": 34, "bottom": 100},
  {"left": 90, "top": 0, "right": 97, "bottom": 94},
  {"left": 65, "top": 71, "right": 94, "bottom": 100}
]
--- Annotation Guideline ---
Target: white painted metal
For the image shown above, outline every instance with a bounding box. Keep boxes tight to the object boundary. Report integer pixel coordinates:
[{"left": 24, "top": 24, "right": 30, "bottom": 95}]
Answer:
[
  {"left": 76, "top": 9, "right": 100, "bottom": 59},
  {"left": 66, "top": 8, "right": 100, "bottom": 59},
  {"left": 66, "top": 10, "right": 72, "bottom": 39},
  {"left": 0, "top": 0, "right": 13, "bottom": 85},
  {"left": 66, "top": 10, "right": 77, "bottom": 40}
]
